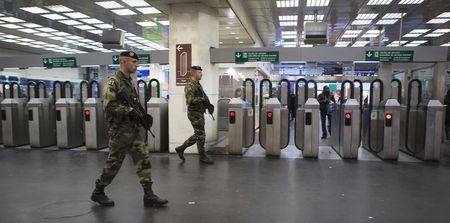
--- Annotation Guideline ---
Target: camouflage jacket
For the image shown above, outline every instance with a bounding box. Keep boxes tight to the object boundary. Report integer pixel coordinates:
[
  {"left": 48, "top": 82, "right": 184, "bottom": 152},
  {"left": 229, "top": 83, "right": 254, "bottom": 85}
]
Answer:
[
  {"left": 184, "top": 79, "right": 205, "bottom": 112},
  {"left": 102, "top": 71, "right": 139, "bottom": 125}
]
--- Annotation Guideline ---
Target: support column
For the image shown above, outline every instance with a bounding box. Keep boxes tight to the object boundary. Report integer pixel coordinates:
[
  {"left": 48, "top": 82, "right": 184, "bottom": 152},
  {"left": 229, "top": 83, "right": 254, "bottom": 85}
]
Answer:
[
  {"left": 432, "top": 62, "right": 447, "bottom": 103},
  {"left": 379, "top": 63, "right": 392, "bottom": 100},
  {"left": 168, "top": 3, "right": 219, "bottom": 153}
]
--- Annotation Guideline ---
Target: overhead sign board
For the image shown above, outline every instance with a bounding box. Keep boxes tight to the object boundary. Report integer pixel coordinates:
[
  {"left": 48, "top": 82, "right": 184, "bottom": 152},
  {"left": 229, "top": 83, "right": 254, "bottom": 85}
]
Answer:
[
  {"left": 235, "top": 51, "right": 279, "bottom": 63},
  {"left": 176, "top": 44, "right": 192, "bottom": 86},
  {"left": 365, "top": 51, "right": 414, "bottom": 62},
  {"left": 112, "top": 54, "right": 150, "bottom": 64},
  {"left": 42, "top": 57, "right": 77, "bottom": 68}
]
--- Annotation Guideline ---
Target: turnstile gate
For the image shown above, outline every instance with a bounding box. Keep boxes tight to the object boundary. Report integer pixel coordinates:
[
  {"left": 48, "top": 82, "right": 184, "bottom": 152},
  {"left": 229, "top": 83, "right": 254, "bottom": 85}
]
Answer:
[
  {"left": 146, "top": 79, "right": 169, "bottom": 152},
  {"left": 83, "top": 80, "right": 108, "bottom": 150},
  {"left": 1, "top": 82, "right": 29, "bottom": 147}
]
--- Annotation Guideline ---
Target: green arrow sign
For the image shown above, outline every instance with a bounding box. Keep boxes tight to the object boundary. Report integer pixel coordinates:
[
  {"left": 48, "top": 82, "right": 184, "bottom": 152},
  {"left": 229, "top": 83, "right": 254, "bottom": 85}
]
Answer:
[
  {"left": 42, "top": 57, "right": 77, "bottom": 68},
  {"left": 112, "top": 54, "right": 151, "bottom": 64},
  {"left": 235, "top": 51, "right": 279, "bottom": 63},
  {"left": 366, "top": 51, "right": 414, "bottom": 62}
]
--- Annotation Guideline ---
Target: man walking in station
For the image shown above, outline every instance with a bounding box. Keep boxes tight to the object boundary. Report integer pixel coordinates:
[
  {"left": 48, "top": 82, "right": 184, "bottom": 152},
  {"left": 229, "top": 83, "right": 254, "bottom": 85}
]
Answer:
[
  {"left": 175, "top": 66, "right": 215, "bottom": 164},
  {"left": 90, "top": 51, "right": 168, "bottom": 207},
  {"left": 318, "top": 85, "right": 335, "bottom": 139}
]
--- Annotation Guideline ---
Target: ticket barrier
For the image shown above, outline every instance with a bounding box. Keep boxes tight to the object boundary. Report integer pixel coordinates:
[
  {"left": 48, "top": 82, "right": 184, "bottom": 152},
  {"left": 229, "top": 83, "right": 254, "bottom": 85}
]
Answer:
[
  {"left": 83, "top": 80, "right": 108, "bottom": 150},
  {"left": 400, "top": 80, "right": 445, "bottom": 160},
  {"left": 146, "top": 79, "right": 168, "bottom": 152},
  {"left": 28, "top": 81, "right": 56, "bottom": 148},
  {"left": 295, "top": 98, "right": 320, "bottom": 157},
  {"left": 330, "top": 81, "right": 361, "bottom": 159},
  {"left": 1, "top": 82, "right": 29, "bottom": 147},
  {"left": 228, "top": 98, "right": 253, "bottom": 155},
  {"left": 55, "top": 81, "right": 83, "bottom": 149}
]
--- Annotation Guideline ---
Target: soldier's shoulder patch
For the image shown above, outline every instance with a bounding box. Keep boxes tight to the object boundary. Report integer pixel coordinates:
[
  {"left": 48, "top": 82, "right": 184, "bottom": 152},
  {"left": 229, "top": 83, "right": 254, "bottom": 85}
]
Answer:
[{"left": 106, "top": 79, "right": 117, "bottom": 91}]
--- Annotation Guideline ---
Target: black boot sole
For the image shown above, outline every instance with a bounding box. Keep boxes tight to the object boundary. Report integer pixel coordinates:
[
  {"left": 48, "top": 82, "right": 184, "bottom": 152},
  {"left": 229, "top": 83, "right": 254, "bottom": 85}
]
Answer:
[
  {"left": 91, "top": 197, "right": 115, "bottom": 206},
  {"left": 144, "top": 201, "right": 168, "bottom": 207},
  {"left": 175, "top": 148, "right": 185, "bottom": 161}
]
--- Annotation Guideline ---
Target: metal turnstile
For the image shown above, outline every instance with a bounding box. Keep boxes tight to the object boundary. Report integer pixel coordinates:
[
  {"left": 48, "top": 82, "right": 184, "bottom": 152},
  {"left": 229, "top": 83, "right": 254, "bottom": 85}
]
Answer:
[
  {"left": 83, "top": 80, "right": 108, "bottom": 150},
  {"left": 227, "top": 98, "right": 253, "bottom": 155},
  {"left": 146, "top": 79, "right": 169, "bottom": 152},
  {"left": 400, "top": 79, "right": 445, "bottom": 160},
  {"left": 1, "top": 82, "right": 29, "bottom": 147},
  {"left": 330, "top": 80, "right": 361, "bottom": 159},
  {"left": 55, "top": 81, "right": 83, "bottom": 149},
  {"left": 28, "top": 81, "right": 56, "bottom": 148}
]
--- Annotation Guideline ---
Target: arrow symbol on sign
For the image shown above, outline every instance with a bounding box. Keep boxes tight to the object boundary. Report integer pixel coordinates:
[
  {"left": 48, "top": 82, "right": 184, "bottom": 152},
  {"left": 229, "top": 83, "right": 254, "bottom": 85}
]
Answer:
[
  {"left": 236, "top": 52, "right": 241, "bottom": 58},
  {"left": 367, "top": 51, "right": 372, "bottom": 58},
  {"left": 176, "top": 45, "right": 183, "bottom": 52},
  {"left": 43, "top": 59, "right": 48, "bottom": 64}
]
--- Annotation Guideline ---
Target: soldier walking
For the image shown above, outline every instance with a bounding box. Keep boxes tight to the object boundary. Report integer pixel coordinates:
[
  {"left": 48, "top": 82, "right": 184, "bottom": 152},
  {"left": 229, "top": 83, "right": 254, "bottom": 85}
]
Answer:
[
  {"left": 91, "top": 51, "right": 168, "bottom": 207},
  {"left": 175, "top": 66, "right": 214, "bottom": 164}
]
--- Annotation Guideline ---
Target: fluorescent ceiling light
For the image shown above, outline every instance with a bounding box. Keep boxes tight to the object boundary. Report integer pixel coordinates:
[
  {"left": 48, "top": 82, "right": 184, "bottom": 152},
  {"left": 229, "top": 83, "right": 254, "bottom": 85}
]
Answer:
[
  {"left": 362, "top": 30, "right": 383, "bottom": 38},
  {"left": 282, "top": 35, "right": 297, "bottom": 39},
  {"left": 29, "top": 44, "right": 45, "bottom": 48},
  {"left": 158, "top": 20, "right": 169, "bottom": 26},
  {"left": 367, "top": 0, "right": 393, "bottom": 5},
  {"left": 398, "top": 0, "right": 424, "bottom": 4},
  {"left": 64, "top": 12, "right": 89, "bottom": 19},
  {"left": 387, "top": 40, "right": 408, "bottom": 46},
  {"left": 352, "top": 41, "right": 369, "bottom": 46},
  {"left": 18, "top": 38, "right": 33, "bottom": 42},
  {"left": 49, "top": 36, "right": 67, "bottom": 41},
  {"left": 41, "top": 13, "right": 68, "bottom": 20},
  {"left": 279, "top": 15, "right": 298, "bottom": 21},
  {"left": 18, "top": 28, "right": 38, "bottom": 33},
  {"left": 32, "top": 41, "right": 47, "bottom": 45},
  {"left": 434, "top": 29, "right": 450, "bottom": 33},
  {"left": 81, "top": 18, "right": 104, "bottom": 24},
  {"left": 280, "top": 21, "right": 297, "bottom": 26},
  {"left": 426, "top": 18, "right": 450, "bottom": 24},
  {"left": 67, "top": 36, "right": 83, "bottom": 40},
  {"left": 382, "top": 13, "right": 405, "bottom": 19},
  {"left": 276, "top": 0, "right": 299, "bottom": 8},
  {"left": 17, "top": 42, "right": 33, "bottom": 46},
  {"left": 46, "top": 5, "right": 74, "bottom": 12},
  {"left": 282, "top": 31, "right": 297, "bottom": 35},
  {"left": 34, "top": 33, "right": 54, "bottom": 37},
  {"left": 59, "top": 20, "right": 83, "bottom": 25},
  {"left": 79, "top": 39, "right": 95, "bottom": 43},
  {"left": 0, "top": 17, "right": 25, "bottom": 23},
  {"left": 376, "top": 19, "right": 398, "bottom": 25},
  {"left": 441, "top": 42, "right": 450, "bottom": 46},
  {"left": 2, "top": 39, "right": 19, "bottom": 43},
  {"left": 128, "top": 36, "right": 144, "bottom": 40},
  {"left": 112, "top": 9, "right": 137, "bottom": 16},
  {"left": 344, "top": 30, "right": 362, "bottom": 35},
  {"left": 300, "top": 44, "right": 313, "bottom": 47},
  {"left": 122, "top": 0, "right": 150, "bottom": 7},
  {"left": 21, "top": 23, "right": 42, "bottom": 28},
  {"left": 437, "top": 12, "right": 450, "bottom": 18},
  {"left": 88, "top": 29, "right": 104, "bottom": 34},
  {"left": 95, "top": 1, "right": 124, "bottom": 9},
  {"left": 304, "top": 14, "right": 324, "bottom": 21},
  {"left": 403, "top": 40, "right": 427, "bottom": 47},
  {"left": 37, "top": 27, "right": 57, "bottom": 32},
  {"left": 136, "top": 7, "right": 161, "bottom": 14},
  {"left": 403, "top": 33, "right": 421, "bottom": 38},
  {"left": 424, "top": 33, "right": 444, "bottom": 37},
  {"left": 352, "top": 20, "right": 373, "bottom": 25},
  {"left": 124, "top": 33, "right": 136, "bottom": 37},
  {"left": 54, "top": 32, "right": 71, "bottom": 36},
  {"left": 334, "top": 41, "right": 350, "bottom": 47},
  {"left": 356, "top": 13, "right": 378, "bottom": 20},
  {"left": 3, "top": 35, "right": 20, "bottom": 39},
  {"left": 20, "top": 7, "right": 50, "bottom": 14},
  {"left": 95, "top": 23, "right": 113, "bottom": 29},
  {"left": 306, "top": 0, "right": 330, "bottom": 7},
  {"left": 409, "top": 29, "right": 430, "bottom": 33},
  {"left": 61, "top": 39, "right": 77, "bottom": 43},
  {"left": 75, "top": 25, "right": 96, "bottom": 30},
  {"left": 0, "top": 24, "right": 23, "bottom": 29}
]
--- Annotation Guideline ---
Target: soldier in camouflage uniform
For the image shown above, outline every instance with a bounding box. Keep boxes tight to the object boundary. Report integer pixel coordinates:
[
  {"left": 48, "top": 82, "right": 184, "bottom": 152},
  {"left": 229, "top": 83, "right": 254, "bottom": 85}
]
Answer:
[
  {"left": 91, "top": 51, "right": 168, "bottom": 207},
  {"left": 175, "top": 66, "right": 214, "bottom": 164}
]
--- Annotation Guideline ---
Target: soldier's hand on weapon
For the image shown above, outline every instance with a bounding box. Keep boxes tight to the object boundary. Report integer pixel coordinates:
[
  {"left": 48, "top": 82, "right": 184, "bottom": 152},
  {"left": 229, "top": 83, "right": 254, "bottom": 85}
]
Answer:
[
  {"left": 208, "top": 104, "right": 214, "bottom": 114},
  {"left": 128, "top": 107, "right": 134, "bottom": 112}
]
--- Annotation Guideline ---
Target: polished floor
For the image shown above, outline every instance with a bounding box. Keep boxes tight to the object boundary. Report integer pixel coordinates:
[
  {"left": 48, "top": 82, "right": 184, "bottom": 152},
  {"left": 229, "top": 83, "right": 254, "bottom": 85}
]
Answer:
[{"left": 1, "top": 139, "right": 450, "bottom": 223}]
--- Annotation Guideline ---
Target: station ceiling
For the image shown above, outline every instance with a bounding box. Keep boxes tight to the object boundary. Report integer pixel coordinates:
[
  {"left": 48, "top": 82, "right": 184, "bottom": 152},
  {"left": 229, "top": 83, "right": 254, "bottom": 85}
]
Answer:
[{"left": 0, "top": 0, "right": 448, "bottom": 56}]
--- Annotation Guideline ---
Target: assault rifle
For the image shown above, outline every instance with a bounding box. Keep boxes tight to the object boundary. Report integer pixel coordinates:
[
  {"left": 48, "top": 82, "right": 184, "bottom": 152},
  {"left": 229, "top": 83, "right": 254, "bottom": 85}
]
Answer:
[
  {"left": 117, "top": 87, "right": 155, "bottom": 138},
  {"left": 199, "top": 85, "right": 215, "bottom": 120}
]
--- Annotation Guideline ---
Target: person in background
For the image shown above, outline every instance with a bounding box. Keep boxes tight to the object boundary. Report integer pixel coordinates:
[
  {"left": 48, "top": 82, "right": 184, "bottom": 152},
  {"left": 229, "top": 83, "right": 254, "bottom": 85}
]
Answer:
[{"left": 317, "top": 86, "right": 335, "bottom": 139}]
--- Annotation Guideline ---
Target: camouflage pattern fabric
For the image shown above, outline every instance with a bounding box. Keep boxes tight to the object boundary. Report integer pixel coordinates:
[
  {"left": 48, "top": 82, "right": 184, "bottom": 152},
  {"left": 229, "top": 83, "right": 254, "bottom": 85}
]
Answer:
[
  {"left": 95, "top": 71, "right": 153, "bottom": 188},
  {"left": 182, "top": 79, "right": 206, "bottom": 152},
  {"left": 185, "top": 79, "right": 206, "bottom": 112}
]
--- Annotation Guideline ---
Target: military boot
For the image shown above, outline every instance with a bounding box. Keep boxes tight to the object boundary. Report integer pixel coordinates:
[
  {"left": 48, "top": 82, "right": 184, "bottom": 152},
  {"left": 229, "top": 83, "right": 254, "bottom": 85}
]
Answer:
[
  {"left": 143, "top": 183, "right": 168, "bottom": 207},
  {"left": 198, "top": 145, "right": 214, "bottom": 164},
  {"left": 175, "top": 144, "right": 186, "bottom": 161},
  {"left": 91, "top": 187, "right": 115, "bottom": 206}
]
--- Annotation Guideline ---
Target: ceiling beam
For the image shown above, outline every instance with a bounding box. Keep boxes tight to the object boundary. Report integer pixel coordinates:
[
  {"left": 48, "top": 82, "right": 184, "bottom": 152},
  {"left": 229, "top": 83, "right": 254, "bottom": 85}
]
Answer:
[{"left": 226, "top": 0, "right": 264, "bottom": 47}]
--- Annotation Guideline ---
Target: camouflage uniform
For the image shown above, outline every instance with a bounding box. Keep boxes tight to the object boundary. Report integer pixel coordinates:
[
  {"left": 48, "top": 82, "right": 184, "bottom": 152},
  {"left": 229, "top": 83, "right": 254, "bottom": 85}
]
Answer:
[
  {"left": 95, "top": 71, "right": 152, "bottom": 188},
  {"left": 182, "top": 79, "right": 207, "bottom": 153}
]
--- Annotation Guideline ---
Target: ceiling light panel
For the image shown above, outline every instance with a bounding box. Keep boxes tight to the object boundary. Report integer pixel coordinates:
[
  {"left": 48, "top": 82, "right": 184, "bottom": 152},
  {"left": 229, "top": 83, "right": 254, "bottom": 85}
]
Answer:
[
  {"left": 88, "top": 29, "right": 104, "bottom": 34},
  {"left": 376, "top": 19, "right": 398, "bottom": 25},
  {"left": 382, "top": 13, "right": 405, "bottom": 19},
  {"left": 334, "top": 41, "right": 350, "bottom": 47},
  {"left": 367, "top": 0, "right": 393, "bottom": 5},
  {"left": 352, "top": 41, "right": 369, "bottom": 46},
  {"left": 426, "top": 18, "right": 450, "bottom": 24},
  {"left": 403, "top": 33, "right": 421, "bottom": 37},
  {"left": 276, "top": 0, "right": 299, "bottom": 8},
  {"left": 81, "top": 18, "right": 104, "bottom": 24},
  {"left": 136, "top": 7, "right": 161, "bottom": 14},
  {"left": 95, "top": 24, "right": 113, "bottom": 29},
  {"left": 398, "top": 0, "right": 424, "bottom": 4},
  {"left": 95, "top": 1, "right": 124, "bottom": 9},
  {"left": 46, "top": 5, "right": 73, "bottom": 12},
  {"left": 280, "top": 21, "right": 297, "bottom": 26},
  {"left": 279, "top": 15, "right": 298, "bottom": 21},
  {"left": 0, "top": 17, "right": 25, "bottom": 23},
  {"left": 3, "top": 35, "right": 20, "bottom": 39},
  {"left": 75, "top": 25, "right": 96, "bottom": 30},
  {"left": 21, "top": 23, "right": 42, "bottom": 28},
  {"left": 64, "top": 12, "right": 89, "bottom": 19},
  {"left": 54, "top": 32, "right": 71, "bottom": 36},
  {"left": 306, "top": 0, "right": 330, "bottom": 7},
  {"left": 158, "top": 20, "right": 169, "bottom": 26},
  {"left": 41, "top": 14, "right": 68, "bottom": 20},
  {"left": 59, "top": 20, "right": 83, "bottom": 25},
  {"left": 18, "top": 28, "right": 38, "bottom": 33},
  {"left": 434, "top": 29, "right": 450, "bottom": 33},
  {"left": 441, "top": 42, "right": 450, "bottom": 46},
  {"left": 437, "top": 12, "right": 450, "bottom": 18},
  {"left": 34, "top": 33, "right": 54, "bottom": 37},
  {"left": 387, "top": 40, "right": 408, "bottom": 46},
  {"left": 37, "top": 27, "right": 57, "bottom": 32},
  {"left": 112, "top": 9, "right": 137, "bottom": 16},
  {"left": 409, "top": 29, "right": 430, "bottom": 33},
  {"left": 136, "top": 21, "right": 157, "bottom": 27},
  {"left": 0, "top": 24, "right": 23, "bottom": 29},
  {"left": 20, "top": 7, "right": 50, "bottom": 14},
  {"left": 352, "top": 20, "right": 373, "bottom": 25},
  {"left": 122, "top": 0, "right": 150, "bottom": 7},
  {"left": 304, "top": 14, "right": 324, "bottom": 21},
  {"left": 356, "top": 13, "right": 378, "bottom": 20},
  {"left": 424, "top": 33, "right": 445, "bottom": 37}
]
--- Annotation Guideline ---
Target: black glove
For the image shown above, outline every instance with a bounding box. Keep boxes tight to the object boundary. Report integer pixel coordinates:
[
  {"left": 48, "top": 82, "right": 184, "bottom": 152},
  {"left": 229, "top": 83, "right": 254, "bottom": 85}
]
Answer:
[
  {"left": 208, "top": 104, "right": 214, "bottom": 114},
  {"left": 144, "top": 114, "right": 153, "bottom": 127}
]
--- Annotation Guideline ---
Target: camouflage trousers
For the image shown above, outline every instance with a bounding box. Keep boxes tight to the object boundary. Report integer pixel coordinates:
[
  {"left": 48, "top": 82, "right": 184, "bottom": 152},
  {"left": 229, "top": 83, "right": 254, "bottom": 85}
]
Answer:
[
  {"left": 95, "top": 124, "right": 152, "bottom": 188},
  {"left": 181, "top": 111, "right": 205, "bottom": 152}
]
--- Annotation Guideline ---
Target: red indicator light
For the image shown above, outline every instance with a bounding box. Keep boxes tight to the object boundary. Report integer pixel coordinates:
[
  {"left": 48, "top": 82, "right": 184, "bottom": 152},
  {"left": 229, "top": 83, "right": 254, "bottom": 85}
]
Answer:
[
  {"left": 267, "top": 112, "right": 273, "bottom": 118},
  {"left": 385, "top": 113, "right": 392, "bottom": 120},
  {"left": 84, "top": 110, "right": 91, "bottom": 116},
  {"left": 345, "top": 113, "right": 351, "bottom": 119},
  {"left": 229, "top": 111, "right": 235, "bottom": 118}
]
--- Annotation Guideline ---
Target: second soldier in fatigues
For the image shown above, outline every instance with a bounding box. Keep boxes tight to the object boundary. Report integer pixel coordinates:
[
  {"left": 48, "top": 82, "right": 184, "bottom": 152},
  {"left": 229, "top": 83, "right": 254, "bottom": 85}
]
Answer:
[
  {"left": 90, "top": 51, "right": 168, "bottom": 207},
  {"left": 175, "top": 66, "right": 214, "bottom": 164}
]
